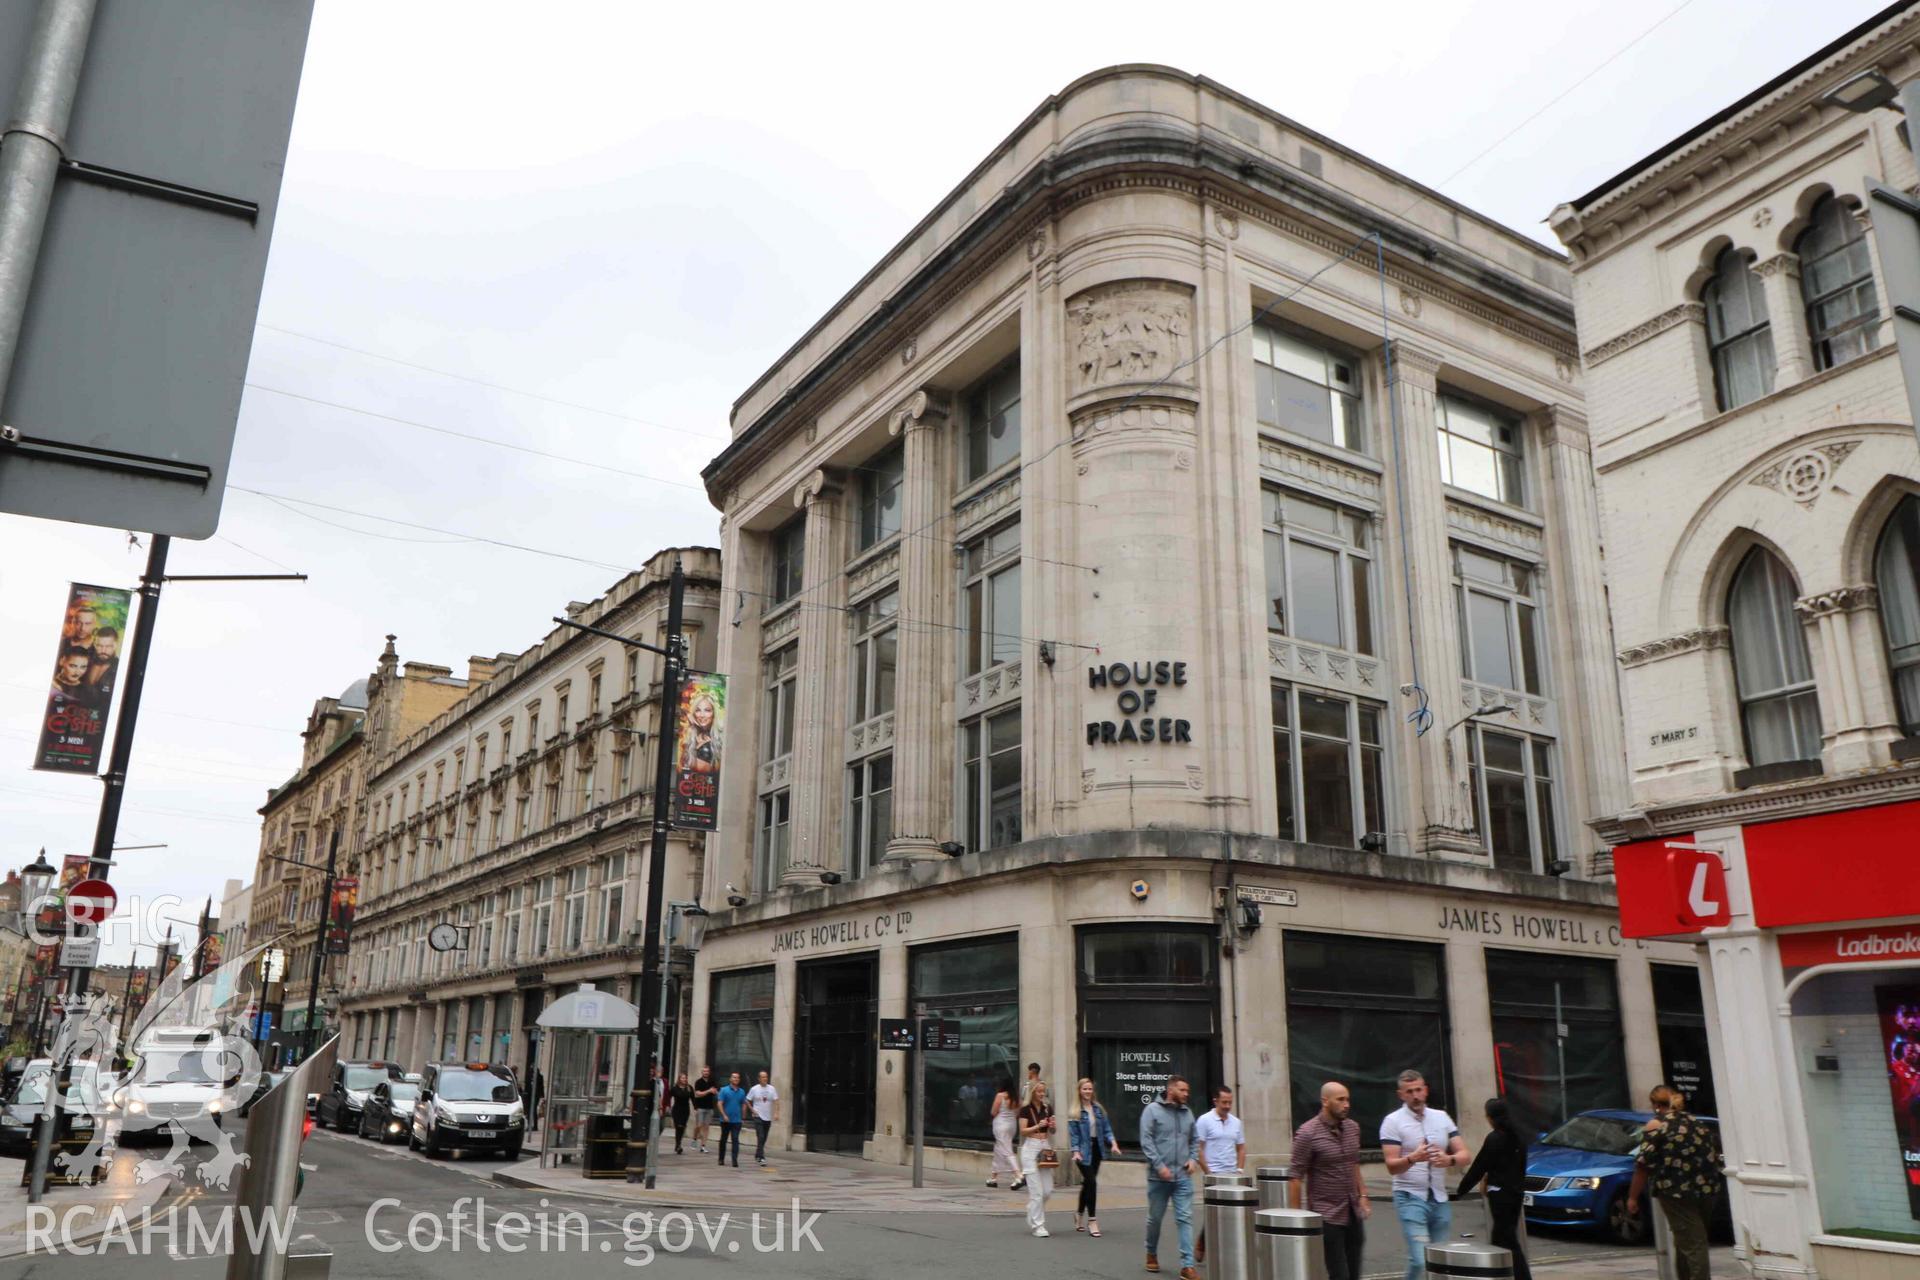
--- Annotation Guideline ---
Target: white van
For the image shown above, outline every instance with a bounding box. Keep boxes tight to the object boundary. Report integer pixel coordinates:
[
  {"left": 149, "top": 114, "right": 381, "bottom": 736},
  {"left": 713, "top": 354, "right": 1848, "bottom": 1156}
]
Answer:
[{"left": 115, "top": 1027, "right": 243, "bottom": 1145}]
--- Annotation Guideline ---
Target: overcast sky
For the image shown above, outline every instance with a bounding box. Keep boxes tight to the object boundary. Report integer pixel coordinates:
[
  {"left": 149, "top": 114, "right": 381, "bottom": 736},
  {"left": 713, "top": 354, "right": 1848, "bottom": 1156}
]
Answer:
[{"left": 0, "top": 0, "right": 1888, "bottom": 964}]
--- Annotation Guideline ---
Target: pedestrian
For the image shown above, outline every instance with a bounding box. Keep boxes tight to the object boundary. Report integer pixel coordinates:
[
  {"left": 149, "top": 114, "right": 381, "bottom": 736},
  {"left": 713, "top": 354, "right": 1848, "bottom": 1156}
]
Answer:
[
  {"left": 1193, "top": 1086, "right": 1246, "bottom": 1263},
  {"left": 1140, "top": 1074, "right": 1199, "bottom": 1280},
  {"left": 691, "top": 1064, "right": 717, "bottom": 1153},
  {"left": 988, "top": 1072, "right": 1020, "bottom": 1188},
  {"left": 747, "top": 1070, "right": 780, "bottom": 1166},
  {"left": 1067, "top": 1076, "right": 1120, "bottom": 1236},
  {"left": 1626, "top": 1085, "right": 1723, "bottom": 1280},
  {"left": 1291, "top": 1080, "right": 1370, "bottom": 1280},
  {"left": 1011, "top": 1062, "right": 1042, "bottom": 1191},
  {"left": 1379, "top": 1069, "right": 1467, "bottom": 1280},
  {"left": 715, "top": 1070, "right": 747, "bottom": 1168},
  {"left": 1017, "top": 1079, "right": 1058, "bottom": 1237},
  {"left": 669, "top": 1072, "right": 694, "bottom": 1155},
  {"left": 1456, "top": 1099, "right": 1532, "bottom": 1280}
]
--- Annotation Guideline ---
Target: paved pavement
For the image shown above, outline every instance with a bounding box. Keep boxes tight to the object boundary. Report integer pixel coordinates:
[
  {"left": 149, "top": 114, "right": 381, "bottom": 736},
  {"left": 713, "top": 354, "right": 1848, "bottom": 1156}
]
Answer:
[{"left": 0, "top": 1122, "right": 1741, "bottom": 1279}]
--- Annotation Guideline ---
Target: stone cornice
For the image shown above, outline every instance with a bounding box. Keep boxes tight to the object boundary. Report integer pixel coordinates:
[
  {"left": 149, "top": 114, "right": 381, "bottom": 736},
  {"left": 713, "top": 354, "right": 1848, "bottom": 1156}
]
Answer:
[
  {"left": 1592, "top": 760, "right": 1920, "bottom": 845},
  {"left": 1539, "top": 403, "right": 1589, "bottom": 450},
  {"left": 1557, "top": 12, "right": 1920, "bottom": 252},
  {"left": 1582, "top": 303, "right": 1704, "bottom": 369},
  {"left": 1618, "top": 626, "right": 1730, "bottom": 669},
  {"left": 705, "top": 118, "right": 1575, "bottom": 500}
]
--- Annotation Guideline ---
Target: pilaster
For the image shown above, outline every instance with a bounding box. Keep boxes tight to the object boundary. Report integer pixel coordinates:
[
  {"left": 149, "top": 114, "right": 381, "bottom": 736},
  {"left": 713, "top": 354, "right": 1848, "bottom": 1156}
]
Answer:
[
  {"left": 783, "top": 470, "right": 846, "bottom": 884},
  {"left": 1540, "top": 403, "right": 1630, "bottom": 828},
  {"left": 886, "top": 391, "right": 951, "bottom": 864},
  {"left": 1384, "top": 340, "right": 1480, "bottom": 854},
  {"left": 1753, "top": 253, "right": 1813, "bottom": 389}
]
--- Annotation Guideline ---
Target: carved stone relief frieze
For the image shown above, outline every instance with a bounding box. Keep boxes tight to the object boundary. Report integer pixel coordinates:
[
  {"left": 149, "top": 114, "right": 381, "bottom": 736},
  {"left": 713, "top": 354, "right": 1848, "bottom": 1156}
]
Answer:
[
  {"left": 1748, "top": 441, "right": 1860, "bottom": 509},
  {"left": 1067, "top": 280, "right": 1194, "bottom": 393}
]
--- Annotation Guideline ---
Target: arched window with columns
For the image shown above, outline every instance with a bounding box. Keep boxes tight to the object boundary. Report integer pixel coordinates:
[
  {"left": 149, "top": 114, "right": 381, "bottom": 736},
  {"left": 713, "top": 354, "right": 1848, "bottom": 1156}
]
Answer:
[
  {"left": 1796, "top": 195, "right": 1879, "bottom": 372},
  {"left": 1875, "top": 495, "right": 1920, "bottom": 735},
  {"left": 1728, "top": 547, "right": 1821, "bottom": 766},
  {"left": 1702, "top": 248, "right": 1774, "bottom": 411}
]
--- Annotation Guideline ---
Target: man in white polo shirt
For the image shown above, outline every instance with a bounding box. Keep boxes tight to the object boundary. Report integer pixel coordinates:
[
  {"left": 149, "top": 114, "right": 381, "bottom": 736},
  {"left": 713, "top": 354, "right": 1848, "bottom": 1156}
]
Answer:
[
  {"left": 1379, "top": 1069, "right": 1468, "bottom": 1280},
  {"left": 1192, "top": 1086, "right": 1246, "bottom": 1266}
]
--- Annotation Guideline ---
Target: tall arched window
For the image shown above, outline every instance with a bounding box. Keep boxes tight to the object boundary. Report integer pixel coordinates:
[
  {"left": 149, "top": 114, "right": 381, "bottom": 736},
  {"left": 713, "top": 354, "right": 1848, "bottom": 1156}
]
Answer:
[
  {"left": 1728, "top": 548, "right": 1820, "bottom": 766},
  {"left": 1703, "top": 248, "right": 1774, "bottom": 412},
  {"left": 1876, "top": 495, "right": 1920, "bottom": 735},
  {"left": 1797, "top": 195, "right": 1879, "bottom": 371}
]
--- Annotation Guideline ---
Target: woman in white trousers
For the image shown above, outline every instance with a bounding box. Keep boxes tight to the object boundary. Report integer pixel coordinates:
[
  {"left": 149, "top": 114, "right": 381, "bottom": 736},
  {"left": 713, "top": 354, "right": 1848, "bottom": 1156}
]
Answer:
[
  {"left": 988, "top": 1075, "right": 1019, "bottom": 1188},
  {"left": 1017, "top": 1081, "right": 1056, "bottom": 1237}
]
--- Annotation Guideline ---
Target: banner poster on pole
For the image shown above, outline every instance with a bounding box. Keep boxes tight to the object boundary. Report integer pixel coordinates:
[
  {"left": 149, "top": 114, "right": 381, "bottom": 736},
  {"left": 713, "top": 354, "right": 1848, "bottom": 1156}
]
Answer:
[
  {"left": 127, "top": 968, "right": 149, "bottom": 1016},
  {"left": 57, "top": 855, "right": 88, "bottom": 903},
  {"left": 669, "top": 671, "right": 725, "bottom": 831},
  {"left": 1874, "top": 984, "right": 1920, "bottom": 1216},
  {"left": 202, "top": 933, "right": 224, "bottom": 971},
  {"left": 325, "top": 877, "right": 358, "bottom": 954},
  {"left": 31, "top": 945, "right": 57, "bottom": 980},
  {"left": 33, "top": 584, "right": 132, "bottom": 774}
]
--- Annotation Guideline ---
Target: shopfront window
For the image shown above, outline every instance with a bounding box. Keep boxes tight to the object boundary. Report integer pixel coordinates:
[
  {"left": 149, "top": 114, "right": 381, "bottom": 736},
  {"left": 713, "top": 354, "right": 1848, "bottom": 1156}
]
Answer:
[
  {"left": 1484, "top": 950, "right": 1627, "bottom": 1138},
  {"left": 1790, "top": 970, "right": 1920, "bottom": 1237},
  {"left": 1284, "top": 932, "right": 1452, "bottom": 1147},
  {"left": 466, "top": 996, "right": 487, "bottom": 1063},
  {"left": 1078, "top": 925, "right": 1218, "bottom": 1149},
  {"left": 708, "top": 967, "right": 775, "bottom": 1086},
  {"left": 910, "top": 935, "right": 1020, "bottom": 1143},
  {"left": 1650, "top": 964, "right": 1717, "bottom": 1120}
]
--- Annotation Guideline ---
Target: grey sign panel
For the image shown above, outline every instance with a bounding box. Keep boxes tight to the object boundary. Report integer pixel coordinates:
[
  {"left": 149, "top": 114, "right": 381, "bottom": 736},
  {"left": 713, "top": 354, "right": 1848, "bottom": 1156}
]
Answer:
[{"left": 0, "top": 0, "right": 315, "bottom": 538}]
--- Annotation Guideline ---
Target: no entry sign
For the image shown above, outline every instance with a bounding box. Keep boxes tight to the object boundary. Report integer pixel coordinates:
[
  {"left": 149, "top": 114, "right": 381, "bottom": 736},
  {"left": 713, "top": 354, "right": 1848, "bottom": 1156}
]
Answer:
[{"left": 66, "top": 879, "right": 116, "bottom": 925}]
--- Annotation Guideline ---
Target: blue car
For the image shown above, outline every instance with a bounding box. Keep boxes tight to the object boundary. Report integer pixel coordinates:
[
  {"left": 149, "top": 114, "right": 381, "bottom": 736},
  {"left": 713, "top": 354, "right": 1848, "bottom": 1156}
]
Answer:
[{"left": 1523, "top": 1109, "right": 1730, "bottom": 1244}]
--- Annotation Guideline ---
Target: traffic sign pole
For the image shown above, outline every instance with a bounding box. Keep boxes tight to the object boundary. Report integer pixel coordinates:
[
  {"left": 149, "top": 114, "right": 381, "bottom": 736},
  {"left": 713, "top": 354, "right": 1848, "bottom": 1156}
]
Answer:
[{"left": 912, "top": 1002, "right": 926, "bottom": 1190}]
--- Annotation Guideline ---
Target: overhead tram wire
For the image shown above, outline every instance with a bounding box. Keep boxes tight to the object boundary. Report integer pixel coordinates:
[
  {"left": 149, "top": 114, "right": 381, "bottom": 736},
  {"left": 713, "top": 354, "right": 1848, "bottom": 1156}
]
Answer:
[
  {"left": 253, "top": 321, "right": 729, "bottom": 444},
  {"left": 226, "top": 484, "right": 1094, "bottom": 659},
  {"left": 241, "top": 378, "right": 1103, "bottom": 562}
]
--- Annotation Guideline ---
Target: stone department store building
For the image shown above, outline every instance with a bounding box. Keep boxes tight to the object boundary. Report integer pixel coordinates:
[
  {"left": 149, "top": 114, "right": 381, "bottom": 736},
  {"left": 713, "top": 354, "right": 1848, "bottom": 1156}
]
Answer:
[
  {"left": 1554, "top": 4, "right": 1920, "bottom": 1275},
  {"left": 689, "top": 66, "right": 1702, "bottom": 1179}
]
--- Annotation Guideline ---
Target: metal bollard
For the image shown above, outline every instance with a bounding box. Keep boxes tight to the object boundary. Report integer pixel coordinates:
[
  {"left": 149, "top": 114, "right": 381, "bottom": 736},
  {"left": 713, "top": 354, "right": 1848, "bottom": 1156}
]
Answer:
[
  {"left": 1649, "top": 1198, "right": 1679, "bottom": 1280},
  {"left": 1204, "top": 1183, "right": 1259, "bottom": 1280},
  {"left": 1424, "top": 1241, "right": 1513, "bottom": 1280},
  {"left": 1254, "top": 1208, "right": 1324, "bottom": 1280},
  {"left": 1257, "top": 1164, "right": 1297, "bottom": 1210},
  {"left": 1206, "top": 1170, "right": 1254, "bottom": 1188}
]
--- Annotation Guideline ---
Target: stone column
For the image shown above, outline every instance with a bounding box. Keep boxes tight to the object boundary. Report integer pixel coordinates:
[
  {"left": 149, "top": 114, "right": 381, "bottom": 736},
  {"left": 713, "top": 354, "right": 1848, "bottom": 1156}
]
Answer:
[
  {"left": 1754, "top": 253, "right": 1813, "bottom": 389},
  {"left": 1384, "top": 341, "right": 1480, "bottom": 853},
  {"left": 1064, "top": 277, "right": 1213, "bottom": 832},
  {"left": 1540, "top": 404, "right": 1630, "bottom": 827},
  {"left": 783, "top": 469, "right": 846, "bottom": 884},
  {"left": 1795, "top": 585, "right": 1892, "bottom": 772},
  {"left": 886, "top": 391, "right": 951, "bottom": 863}
]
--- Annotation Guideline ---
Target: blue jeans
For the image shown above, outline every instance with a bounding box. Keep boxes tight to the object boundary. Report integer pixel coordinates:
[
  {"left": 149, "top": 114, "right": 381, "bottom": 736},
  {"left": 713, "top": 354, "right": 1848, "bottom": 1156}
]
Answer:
[
  {"left": 1393, "top": 1190, "right": 1453, "bottom": 1280},
  {"left": 1145, "top": 1172, "right": 1195, "bottom": 1267}
]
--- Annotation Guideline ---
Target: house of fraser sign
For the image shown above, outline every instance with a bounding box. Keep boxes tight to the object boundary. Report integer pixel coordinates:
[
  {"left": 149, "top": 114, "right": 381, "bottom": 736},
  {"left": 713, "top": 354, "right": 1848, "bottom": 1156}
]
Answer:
[{"left": 1086, "top": 660, "right": 1193, "bottom": 746}]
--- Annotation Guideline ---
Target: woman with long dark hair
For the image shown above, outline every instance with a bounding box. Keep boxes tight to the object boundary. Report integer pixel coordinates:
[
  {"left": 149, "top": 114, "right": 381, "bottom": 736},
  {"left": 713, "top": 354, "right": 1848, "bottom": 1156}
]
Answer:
[
  {"left": 988, "top": 1073, "right": 1020, "bottom": 1188},
  {"left": 1457, "top": 1098, "right": 1533, "bottom": 1280}
]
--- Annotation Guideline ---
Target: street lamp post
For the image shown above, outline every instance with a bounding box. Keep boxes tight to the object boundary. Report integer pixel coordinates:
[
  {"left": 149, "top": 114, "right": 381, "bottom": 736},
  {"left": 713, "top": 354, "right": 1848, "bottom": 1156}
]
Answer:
[{"left": 640, "top": 901, "right": 707, "bottom": 1190}]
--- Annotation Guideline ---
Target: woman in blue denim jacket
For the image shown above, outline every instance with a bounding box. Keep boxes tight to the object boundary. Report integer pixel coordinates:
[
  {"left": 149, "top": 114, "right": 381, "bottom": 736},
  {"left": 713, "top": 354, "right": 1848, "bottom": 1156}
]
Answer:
[{"left": 1067, "top": 1078, "right": 1123, "bottom": 1236}]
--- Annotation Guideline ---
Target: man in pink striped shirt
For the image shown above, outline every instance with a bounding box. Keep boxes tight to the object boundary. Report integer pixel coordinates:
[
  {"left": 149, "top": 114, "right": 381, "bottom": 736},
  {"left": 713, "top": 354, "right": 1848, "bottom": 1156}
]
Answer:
[{"left": 1291, "top": 1080, "right": 1371, "bottom": 1280}]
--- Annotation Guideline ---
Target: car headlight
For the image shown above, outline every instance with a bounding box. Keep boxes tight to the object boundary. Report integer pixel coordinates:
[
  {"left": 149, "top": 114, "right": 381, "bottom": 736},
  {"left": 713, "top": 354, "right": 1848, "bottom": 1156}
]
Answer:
[
  {"left": 127, "top": 1099, "right": 147, "bottom": 1116},
  {"left": 208, "top": 1099, "right": 224, "bottom": 1114},
  {"left": 1566, "top": 1176, "right": 1602, "bottom": 1190}
]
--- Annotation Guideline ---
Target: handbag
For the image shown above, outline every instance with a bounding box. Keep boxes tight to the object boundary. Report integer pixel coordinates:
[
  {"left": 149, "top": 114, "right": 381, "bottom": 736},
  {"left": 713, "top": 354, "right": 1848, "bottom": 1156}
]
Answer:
[{"left": 1036, "top": 1146, "right": 1060, "bottom": 1169}]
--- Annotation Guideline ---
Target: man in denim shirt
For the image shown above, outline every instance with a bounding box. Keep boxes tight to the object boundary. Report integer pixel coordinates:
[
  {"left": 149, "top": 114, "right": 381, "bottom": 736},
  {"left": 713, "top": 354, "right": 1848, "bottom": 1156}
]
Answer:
[
  {"left": 1139, "top": 1075, "right": 1199, "bottom": 1280},
  {"left": 1379, "top": 1070, "right": 1467, "bottom": 1280}
]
